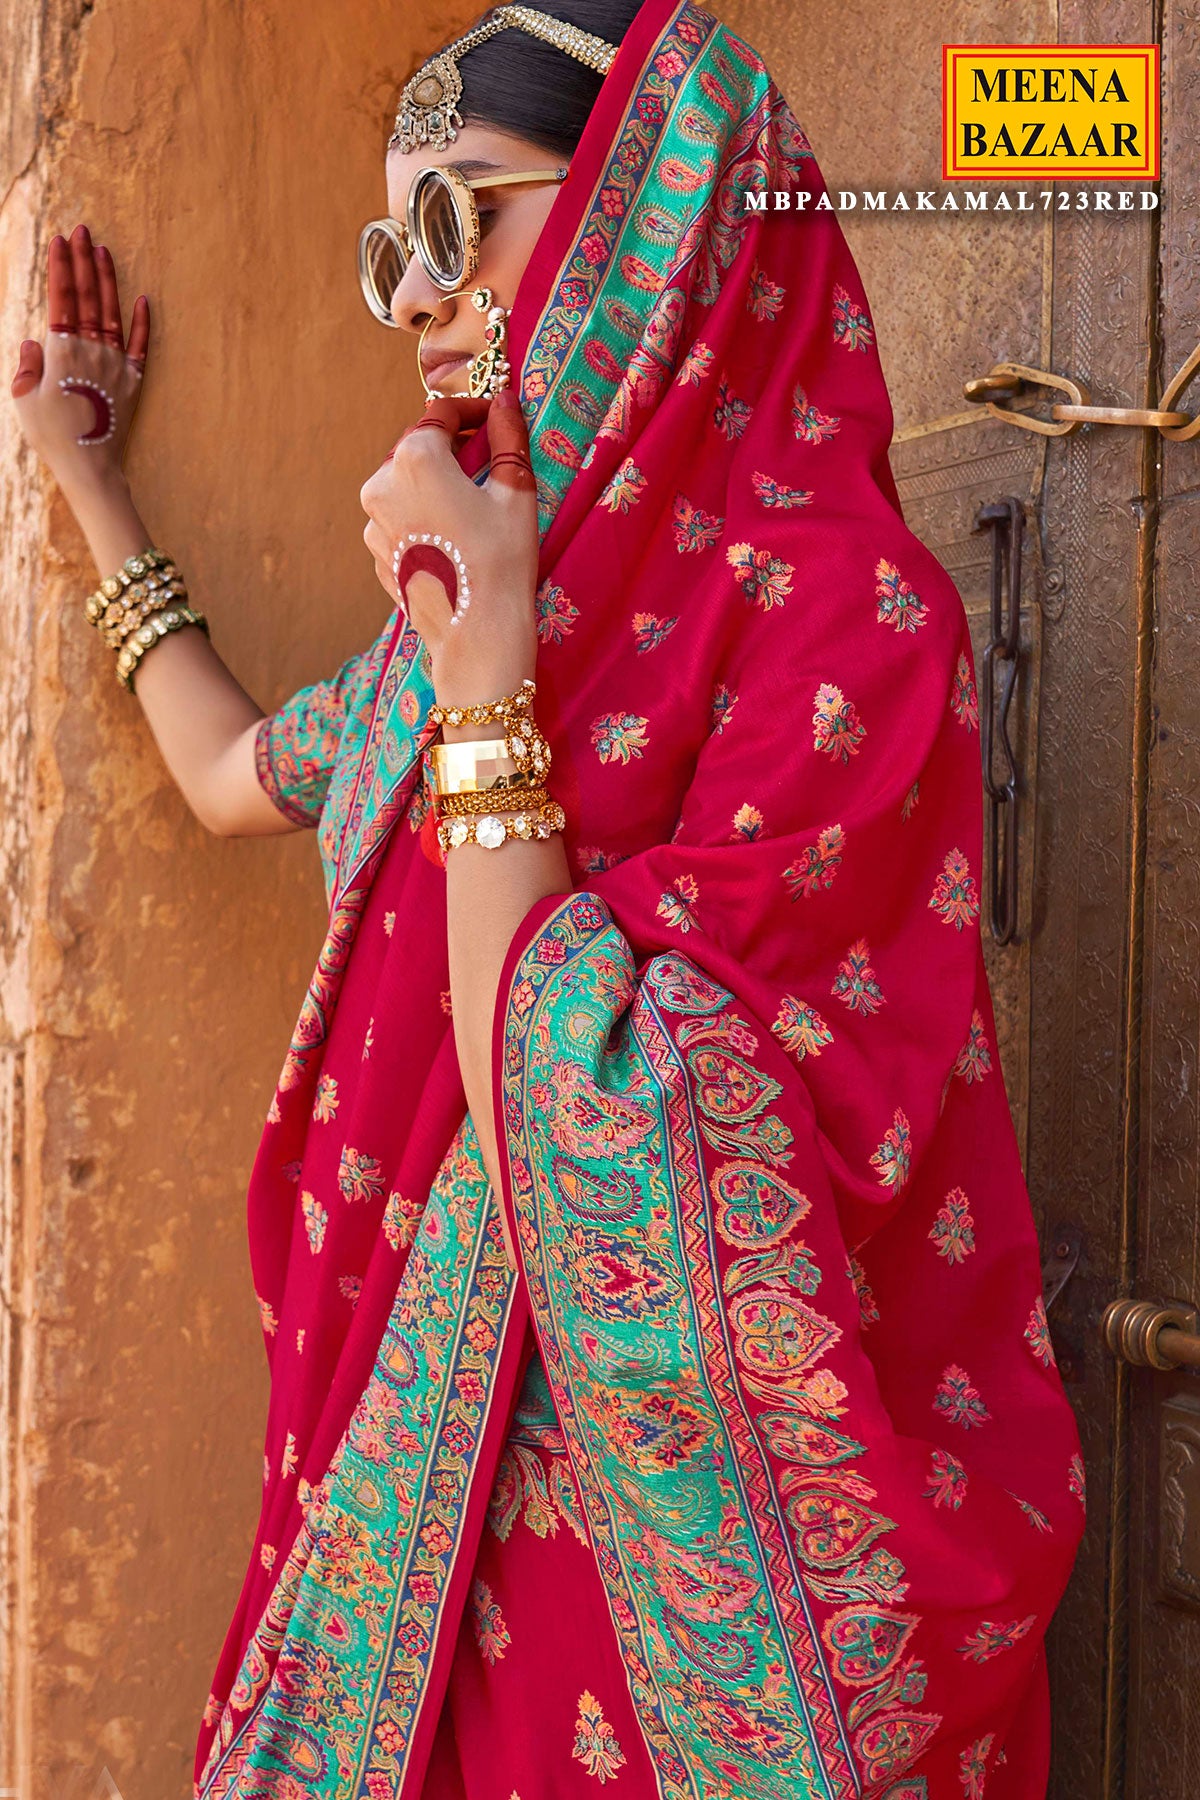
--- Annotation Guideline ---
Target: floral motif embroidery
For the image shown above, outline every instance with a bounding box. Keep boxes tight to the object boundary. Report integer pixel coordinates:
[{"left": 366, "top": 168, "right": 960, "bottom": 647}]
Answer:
[
  {"left": 901, "top": 779, "right": 920, "bottom": 819},
  {"left": 266, "top": 1093, "right": 281, "bottom": 1124},
  {"left": 672, "top": 491, "right": 724, "bottom": 551},
  {"left": 591, "top": 713, "right": 650, "bottom": 764},
  {"left": 301, "top": 1190, "right": 328, "bottom": 1253},
  {"left": 953, "top": 1010, "right": 993, "bottom": 1082},
  {"left": 487, "top": 1442, "right": 587, "bottom": 1545},
  {"left": 363, "top": 1015, "right": 375, "bottom": 1058},
  {"left": 281, "top": 1430, "right": 298, "bottom": 1480},
  {"left": 657, "top": 874, "right": 700, "bottom": 932},
  {"left": 772, "top": 995, "right": 834, "bottom": 1059},
  {"left": 382, "top": 1188, "right": 423, "bottom": 1252},
  {"left": 470, "top": 1578, "right": 511, "bottom": 1664},
  {"left": 260, "top": 1542, "right": 276, "bottom": 1571},
  {"left": 957, "top": 1616, "right": 1036, "bottom": 1663},
  {"left": 783, "top": 822, "right": 845, "bottom": 898},
  {"left": 731, "top": 802, "right": 764, "bottom": 840},
  {"left": 933, "top": 1364, "right": 991, "bottom": 1429},
  {"left": 631, "top": 612, "right": 679, "bottom": 651},
  {"left": 572, "top": 1691, "right": 627, "bottom": 1782},
  {"left": 1011, "top": 1493, "right": 1051, "bottom": 1532},
  {"left": 676, "top": 339, "right": 715, "bottom": 384},
  {"left": 951, "top": 651, "right": 980, "bottom": 729},
  {"left": 869, "top": 1108, "right": 913, "bottom": 1190},
  {"left": 713, "top": 376, "right": 753, "bottom": 439},
  {"left": 599, "top": 456, "right": 648, "bottom": 512},
  {"left": 747, "top": 260, "right": 785, "bottom": 319},
  {"left": 536, "top": 580, "right": 579, "bottom": 644},
  {"left": 257, "top": 1294, "right": 278, "bottom": 1336},
  {"left": 577, "top": 845, "right": 626, "bottom": 875},
  {"left": 791, "top": 382, "right": 840, "bottom": 443},
  {"left": 930, "top": 849, "right": 981, "bottom": 931},
  {"left": 1069, "top": 1451, "right": 1087, "bottom": 1508},
  {"left": 726, "top": 540, "right": 794, "bottom": 609},
  {"left": 875, "top": 557, "right": 929, "bottom": 632},
  {"left": 929, "top": 1188, "right": 975, "bottom": 1264},
  {"left": 312, "top": 1073, "right": 339, "bottom": 1123},
  {"left": 338, "top": 1274, "right": 362, "bottom": 1306},
  {"left": 752, "top": 470, "right": 812, "bottom": 508},
  {"left": 812, "top": 681, "right": 866, "bottom": 762},
  {"left": 710, "top": 683, "right": 738, "bottom": 733},
  {"left": 847, "top": 1254, "right": 880, "bottom": 1325},
  {"left": 924, "top": 1447, "right": 968, "bottom": 1510},
  {"left": 337, "top": 1145, "right": 385, "bottom": 1205},
  {"left": 383, "top": 910, "right": 395, "bottom": 936},
  {"left": 833, "top": 281, "right": 875, "bottom": 350},
  {"left": 831, "top": 938, "right": 884, "bottom": 1014},
  {"left": 960, "top": 1733, "right": 994, "bottom": 1798},
  {"left": 1024, "top": 1295, "right": 1054, "bottom": 1366}
]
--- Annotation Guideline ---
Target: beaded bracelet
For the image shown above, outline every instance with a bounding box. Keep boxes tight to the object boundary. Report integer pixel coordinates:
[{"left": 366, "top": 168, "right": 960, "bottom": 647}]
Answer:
[
  {"left": 115, "top": 604, "right": 210, "bottom": 692},
  {"left": 437, "top": 798, "right": 566, "bottom": 854}
]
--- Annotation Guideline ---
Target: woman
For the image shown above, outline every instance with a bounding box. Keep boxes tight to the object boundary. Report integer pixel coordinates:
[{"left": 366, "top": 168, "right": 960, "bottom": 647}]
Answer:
[{"left": 10, "top": 1, "right": 1085, "bottom": 1794}]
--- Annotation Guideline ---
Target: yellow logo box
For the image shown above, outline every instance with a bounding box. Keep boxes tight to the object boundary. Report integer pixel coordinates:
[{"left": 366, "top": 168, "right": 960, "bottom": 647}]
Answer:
[{"left": 943, "top": 44, "right": 1159, "bottom": 179}]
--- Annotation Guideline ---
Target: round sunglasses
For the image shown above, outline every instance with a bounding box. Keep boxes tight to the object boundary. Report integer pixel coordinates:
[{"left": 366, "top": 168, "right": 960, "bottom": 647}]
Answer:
[{"left": 358, "top": 164, "right": 568, "bottom": 325}]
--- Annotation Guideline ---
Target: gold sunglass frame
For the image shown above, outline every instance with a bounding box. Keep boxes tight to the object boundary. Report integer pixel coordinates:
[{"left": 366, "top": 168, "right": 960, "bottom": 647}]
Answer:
[{"left": 358, "top": 164, "right": 568, "bottom": 325}]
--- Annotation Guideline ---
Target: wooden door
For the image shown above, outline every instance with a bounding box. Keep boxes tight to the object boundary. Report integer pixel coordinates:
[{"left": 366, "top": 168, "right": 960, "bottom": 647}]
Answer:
[{"left": 722, "top": 0, "right": 1199, "bottom": 1792}]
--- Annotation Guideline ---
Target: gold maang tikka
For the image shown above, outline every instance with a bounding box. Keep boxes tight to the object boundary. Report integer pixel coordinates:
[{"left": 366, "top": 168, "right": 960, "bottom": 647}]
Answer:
[
  {"left": 396, "top": 9, "right": 616, "bottom": 399},
  {"left": 392, "top": 5, "right": 619, "bottom": 155}
]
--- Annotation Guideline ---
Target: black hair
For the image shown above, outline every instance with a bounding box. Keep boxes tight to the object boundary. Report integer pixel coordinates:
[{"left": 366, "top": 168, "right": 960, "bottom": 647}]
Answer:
[{"left": 451, "top": 1, "right": 644, "bottom": 159}]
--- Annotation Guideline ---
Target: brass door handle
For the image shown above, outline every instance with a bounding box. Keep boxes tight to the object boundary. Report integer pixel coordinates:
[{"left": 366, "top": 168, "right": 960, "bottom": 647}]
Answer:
[{"left": 1102, "top": 1297, "right": 1200, "bottom": 1371}]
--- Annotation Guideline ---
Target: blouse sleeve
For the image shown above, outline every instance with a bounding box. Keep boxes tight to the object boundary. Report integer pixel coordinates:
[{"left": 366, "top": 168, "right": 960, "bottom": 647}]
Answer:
[{"left": 253, "top": 645, "right": 373, "bottom": 829}]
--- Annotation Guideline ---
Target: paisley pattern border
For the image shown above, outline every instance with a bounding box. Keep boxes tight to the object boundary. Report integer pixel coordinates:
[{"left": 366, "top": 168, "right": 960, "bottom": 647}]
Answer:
[{"left": 495, "top": 891, "right": 859, "bottom": 1798}]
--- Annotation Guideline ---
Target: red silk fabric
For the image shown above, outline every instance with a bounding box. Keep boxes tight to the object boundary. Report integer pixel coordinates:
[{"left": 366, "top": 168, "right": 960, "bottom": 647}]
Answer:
[{"left": 195, "top": 0, "right": 1083, "bottom": 1791}]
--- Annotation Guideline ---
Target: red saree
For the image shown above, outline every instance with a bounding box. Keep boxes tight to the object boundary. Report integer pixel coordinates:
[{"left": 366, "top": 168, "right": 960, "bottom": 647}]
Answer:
[{"left": 194, "top": 2, "right": 1084, "bottom": 1795}]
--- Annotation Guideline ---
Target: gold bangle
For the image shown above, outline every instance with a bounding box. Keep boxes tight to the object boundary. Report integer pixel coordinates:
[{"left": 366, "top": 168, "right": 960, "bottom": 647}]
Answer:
[
  {"left": 427, "top": 737, "right": 523, "bottom": 796},
  {"left": 115, "top": 604, "right": 209, "bottom": 692},
  {"left": 437, "top": 783, "right": 550, "bottom": 817},
  {"left": 85, "top": 546, "right": 176, "bottom": 611},
  {"left": 437, "top": 798, "right": 566, "bottom": 854},
  {"left": 428, "top": 676, "right": 537, "bottom": 729},
  {"left": 97, "top": 581, "right": 190, "bottom": 649}
]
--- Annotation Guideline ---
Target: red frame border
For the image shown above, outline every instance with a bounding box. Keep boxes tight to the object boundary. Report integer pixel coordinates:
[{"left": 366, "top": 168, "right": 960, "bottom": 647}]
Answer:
[{"left": 941, "top": 43, "right": 1160, "bottom": 181}]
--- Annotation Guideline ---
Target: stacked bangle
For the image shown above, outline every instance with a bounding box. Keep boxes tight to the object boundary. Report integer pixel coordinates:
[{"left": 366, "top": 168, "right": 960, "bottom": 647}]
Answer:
[
  {"left": 425, "top": 677, "right": 564, "bottom": 854},
  {"left": 114, "top": 604, "right": 210, "bottom": 691},
  {"left": 83, "top": 545, "right": 208, "bottom": 691}
]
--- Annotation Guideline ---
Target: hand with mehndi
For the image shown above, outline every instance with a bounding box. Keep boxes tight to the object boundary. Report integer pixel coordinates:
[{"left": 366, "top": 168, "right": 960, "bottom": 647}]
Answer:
[
  {"left": 359, "top": 387, "right": 540, "bottom": 711},
  {"left": 10, "top": 222, "right": 150, "bottom": 499}
]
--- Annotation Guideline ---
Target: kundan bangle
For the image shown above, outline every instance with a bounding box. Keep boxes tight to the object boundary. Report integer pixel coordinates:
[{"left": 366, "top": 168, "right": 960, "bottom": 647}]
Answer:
[
  {"left": 83, "top": 546, "right": 176, "bottom": 614},
  {"left": 115, "top": 604, "right": 210, "bottom": 692},
  {"left": 437, "top": 797, "right": 566, "bottom": 854}
]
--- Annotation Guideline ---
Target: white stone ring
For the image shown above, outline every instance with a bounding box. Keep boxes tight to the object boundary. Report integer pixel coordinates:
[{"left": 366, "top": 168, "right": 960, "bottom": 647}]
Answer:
[{"left": 392, "top": 533, "right": 472, "bottom": 626}]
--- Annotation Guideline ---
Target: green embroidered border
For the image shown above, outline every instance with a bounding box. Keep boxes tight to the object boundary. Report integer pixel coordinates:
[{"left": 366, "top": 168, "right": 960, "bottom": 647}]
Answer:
[
  {"left": 498, "top": 892, "right": 855, "bottom": 1799},
  {"left": 199, "top": 1121, "right": 517, "bottom": 1799}
]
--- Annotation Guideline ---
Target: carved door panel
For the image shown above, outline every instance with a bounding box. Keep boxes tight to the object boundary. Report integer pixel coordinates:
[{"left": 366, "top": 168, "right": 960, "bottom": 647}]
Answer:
[{"left": 721, "top": 0, "right": 1198, "bottom": 1793}]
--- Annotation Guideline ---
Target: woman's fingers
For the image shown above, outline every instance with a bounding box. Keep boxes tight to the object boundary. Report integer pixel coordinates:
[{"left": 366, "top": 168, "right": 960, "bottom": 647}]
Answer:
[
  {"left": 402, "top": 391, "right": 490, "bottom": 447},
  {"left": 125, "top": 293, "right": 150, "bottom": 369},
  {"left": 11, "top": 339, "right": 44, "bottom": 399},
  {"left": 484, "top": 387, "right": 536, "bottom": 492},
  {"left": 94, "top": 245, "right": 124, "bottom": 350},
  {"left": 48, "top": 235, "right": 78, "bottom": 335},
  {"left": 70, "top": 224, "right": 102, "bottom": 340}
]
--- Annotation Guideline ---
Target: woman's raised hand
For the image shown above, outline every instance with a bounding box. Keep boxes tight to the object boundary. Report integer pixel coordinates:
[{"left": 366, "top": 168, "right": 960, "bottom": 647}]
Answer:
[
  {"left": 10, "top": 223, "right": 150, "bottom": 498},
  {"left": 359, "top": 387, "right": 540, "bottom": 710}
]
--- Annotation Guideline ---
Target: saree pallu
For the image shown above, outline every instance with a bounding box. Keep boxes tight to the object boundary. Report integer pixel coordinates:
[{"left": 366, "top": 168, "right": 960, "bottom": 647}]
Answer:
[{"left": 194, "top": 1, "right": 1084, "bottom": 1794}]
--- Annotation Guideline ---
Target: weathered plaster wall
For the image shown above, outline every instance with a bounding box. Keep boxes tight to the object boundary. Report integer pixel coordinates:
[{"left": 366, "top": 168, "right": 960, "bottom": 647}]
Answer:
[{"left": 0, "top": 2, "right": 477, "bottom": 1794}]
